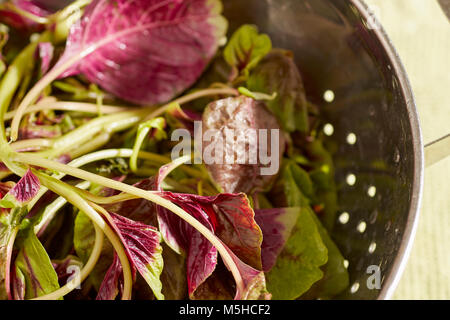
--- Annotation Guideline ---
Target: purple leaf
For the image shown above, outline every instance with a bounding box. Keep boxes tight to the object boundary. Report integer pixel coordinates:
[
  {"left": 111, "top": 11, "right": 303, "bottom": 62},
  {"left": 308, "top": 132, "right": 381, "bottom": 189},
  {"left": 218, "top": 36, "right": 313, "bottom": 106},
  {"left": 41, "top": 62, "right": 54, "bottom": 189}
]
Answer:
[
  {"left": 254, "top": 208, "right": 300, "bottom": 272},
  {"left": 36, "top": 42, "right": 54, "bottom": 75},
  {"left": 108, "top": 212, "right": 164, "bottom": 300},
  {"left": 10, "top": 169, "right": 40, "bottom": 204},
  {"left": 156, "top": 162, "right": 264, "bottom": 296},
  {"left": 202, "top": 96, "right": 285, "bottom": 194},
  {"left": 56, "top": 0, "right": 227, "bottom": 105},
  {"left": 103, "top": 160, "right": 268, "bottom": 299},
  {"left": 0, "top": 0, "right": 50, "bottom": 31},
  {"left": 96, "top": 253, "right": 123, "bottom": 300},
  {"left": 155, "top": 192, "right": 218, "bottom": 296}
]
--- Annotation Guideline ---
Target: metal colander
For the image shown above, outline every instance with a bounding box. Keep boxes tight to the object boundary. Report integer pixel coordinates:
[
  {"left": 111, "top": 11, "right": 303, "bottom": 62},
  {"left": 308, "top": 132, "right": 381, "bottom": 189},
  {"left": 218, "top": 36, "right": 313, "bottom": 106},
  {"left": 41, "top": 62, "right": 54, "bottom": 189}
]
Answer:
[{"left": 224, "top": 0, "right": 424, "bottom": 299}]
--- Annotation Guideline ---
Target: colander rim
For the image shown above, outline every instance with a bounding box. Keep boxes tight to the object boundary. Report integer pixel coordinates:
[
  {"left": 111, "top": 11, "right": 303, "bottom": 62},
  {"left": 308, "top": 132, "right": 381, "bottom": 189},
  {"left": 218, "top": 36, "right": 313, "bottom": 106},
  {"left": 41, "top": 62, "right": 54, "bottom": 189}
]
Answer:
[{"left": 350, "top": 0, "right": 425, "bottom": 300}]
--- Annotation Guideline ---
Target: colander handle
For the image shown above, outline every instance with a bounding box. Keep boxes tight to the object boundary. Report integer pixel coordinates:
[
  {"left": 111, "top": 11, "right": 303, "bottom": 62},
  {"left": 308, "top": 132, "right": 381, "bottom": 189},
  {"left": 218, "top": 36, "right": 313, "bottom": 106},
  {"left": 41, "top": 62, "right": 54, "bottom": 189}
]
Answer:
[
  {"left": 425, "top": 133, "right": 450, "bottom": 167},
  {"left": 438, "top": 0, "right": 450, "bottom": 21}
]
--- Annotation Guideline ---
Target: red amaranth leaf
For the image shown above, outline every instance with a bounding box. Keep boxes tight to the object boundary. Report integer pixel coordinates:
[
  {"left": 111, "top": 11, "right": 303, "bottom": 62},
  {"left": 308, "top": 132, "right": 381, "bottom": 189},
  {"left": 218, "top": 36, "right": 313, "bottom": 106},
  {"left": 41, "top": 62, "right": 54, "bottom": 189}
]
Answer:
[
  {"left": 108, "top": 213, "right": 164, "bottom": 300},
  {"left": 56, "top": 0, "right": 228, "bottom": 105},
  {"left": 103, "top": 159, "right": 268, "bottom": 299},
  {"left": 96, "top": 253, "right": 123, "bottom": 300},
  {"left": 10, "top": 169, "right": 40, "bottom": 204},
  {"left": 202, "top": 96, "right": 285, "bottom": 194}
]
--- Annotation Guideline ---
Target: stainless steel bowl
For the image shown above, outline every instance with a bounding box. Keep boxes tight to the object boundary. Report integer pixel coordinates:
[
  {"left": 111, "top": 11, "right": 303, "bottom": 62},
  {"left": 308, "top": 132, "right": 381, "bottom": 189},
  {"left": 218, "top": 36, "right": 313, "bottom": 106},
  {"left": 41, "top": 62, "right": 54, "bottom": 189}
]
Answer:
[{"left": 224, "top": 0, "right": 424, "bottom": 299}]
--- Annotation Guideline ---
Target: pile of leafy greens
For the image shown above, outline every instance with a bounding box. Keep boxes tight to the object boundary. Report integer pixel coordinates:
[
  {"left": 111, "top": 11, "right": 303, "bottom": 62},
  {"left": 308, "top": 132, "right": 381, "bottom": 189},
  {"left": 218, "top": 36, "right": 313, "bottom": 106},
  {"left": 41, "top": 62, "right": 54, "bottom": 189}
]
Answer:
[{"left": 0, "top": 0, "right": 348, "bottom": 300}]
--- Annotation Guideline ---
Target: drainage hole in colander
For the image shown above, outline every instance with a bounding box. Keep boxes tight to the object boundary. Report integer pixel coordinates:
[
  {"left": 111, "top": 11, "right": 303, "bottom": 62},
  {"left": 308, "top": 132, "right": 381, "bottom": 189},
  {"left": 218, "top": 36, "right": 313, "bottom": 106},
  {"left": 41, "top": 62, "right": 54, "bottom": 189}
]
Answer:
[
  {"left": 323, "top": 90, "right": 335, "bottom": 103},
  {"left": 346, "top": 174, "right": 356, "bottom": 186},
  {"left": 357, "top": 221, "right": 367, "bottom": 233},
  {"left": 367, "top": 186, "right": 377, "bottom": 197},
  {"left": 323, "top": 123, "right": 334, "bottom": 136},
  {"left": 368, "top": 242, "right": 377, "bottom": 254},
  {"left": 350, "top": 282, "right": 360, "bottom": 294},
  {"left": 346, "top": 132, "right": 357, "bottom": 145},
  {"left": 343, "top": 259, "right": 349, "bottom": 269},
  {"left": 338, "top": 212, "right": 350, "bottom": 224}
]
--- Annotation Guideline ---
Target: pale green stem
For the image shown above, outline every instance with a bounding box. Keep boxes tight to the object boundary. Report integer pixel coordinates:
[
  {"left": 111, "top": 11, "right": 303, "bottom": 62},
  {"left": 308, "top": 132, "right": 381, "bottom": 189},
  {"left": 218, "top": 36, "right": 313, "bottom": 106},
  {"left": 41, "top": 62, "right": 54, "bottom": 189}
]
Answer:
[
  {"left": 10, "top": 139, "right": 53, "bottom": 151},
  {"left": 33, "top": 109, "right": 149, "bottom": 158},
  {"left": 33, "top": 172, "right": 133, "bottom": 300},
  {"left": 4, "top": 101, "right": 134, "bottom": 120},
  {"left": 142, "top": 88, "right": 239, "bottom": 123},
  {"left": 34, "top": 181, "right": 91, "bottom": 234},
  {"left": 0, "top": 3, "right": 49, "bottom": 24}
]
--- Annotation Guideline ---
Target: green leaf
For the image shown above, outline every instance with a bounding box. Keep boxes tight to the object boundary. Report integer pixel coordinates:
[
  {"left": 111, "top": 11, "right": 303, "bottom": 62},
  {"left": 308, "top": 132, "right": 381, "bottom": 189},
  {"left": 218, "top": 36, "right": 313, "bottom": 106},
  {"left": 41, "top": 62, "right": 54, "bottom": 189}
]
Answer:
[
  {"left": 224, "top": 25, "right": 272, "bottom": 78},
  {"left": 265, "top": 206, "right": 328, "bottom": 300},
  {"left": 247, "top": 49, "right": 309, "bottom": 133},
  {"left": 303, "top": 139, "right": 338, "bottom": 231},
  {"left": 14, "top": 230, "right": 60, "bottom": 299},
  {"left": 273, "top": 160, "right": 314, "bottom": 208},
  {"left": 0, "top": 207, "right": 28, "bottom": 299},
  {"left": 302, "top": 212, "right": 349, "bottom": 299}
]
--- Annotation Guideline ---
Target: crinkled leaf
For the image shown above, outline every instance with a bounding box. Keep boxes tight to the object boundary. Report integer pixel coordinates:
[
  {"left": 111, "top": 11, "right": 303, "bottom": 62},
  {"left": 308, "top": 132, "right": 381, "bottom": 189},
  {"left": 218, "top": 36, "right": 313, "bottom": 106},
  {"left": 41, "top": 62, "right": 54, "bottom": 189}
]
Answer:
[
  {"left": 108, "top": 212, "right": 164, "bottom": 300},
  {"left": 14, "top": 230, "right": 60, "bottom": 299},
  {"left": 56, "top": 0, "right": 228, "bottom": 105},
  {"left": 265, "top": 206, "right": 328, "bottom": 300},
  {"left": 247, "top": 49, "right": 309, "bottom": 133},
  {"left": 96, "top": 253, "right": 123, "bottom": 300},
  {"left": 202, "top": 96, "right": 285, "bottom": 194},
  {"left": 254, "top": 207, "right": 299, "bottom": 272},
  {"left": 223, "top": 25, "right": 271, "bottom": 78}
]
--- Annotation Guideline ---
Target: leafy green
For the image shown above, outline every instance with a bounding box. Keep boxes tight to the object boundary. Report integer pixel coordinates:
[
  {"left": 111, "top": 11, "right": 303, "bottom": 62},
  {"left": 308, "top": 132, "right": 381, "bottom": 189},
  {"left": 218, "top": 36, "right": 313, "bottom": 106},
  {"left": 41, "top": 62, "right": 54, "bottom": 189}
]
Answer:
[
  {"left": 224, "top": 25, "right": 272, "bottom": 79},
  {"left": 14, "top": 229, "right": 60, "bottom": 299},
  {"left": 265, "top": 206, "right": 328, "bottom": 300},
  {"left": 302, "top": 210, "right": 349, "bottom": 299},
  {"left": 0, "top": 206, "right": 27, "bottom": 299}
]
